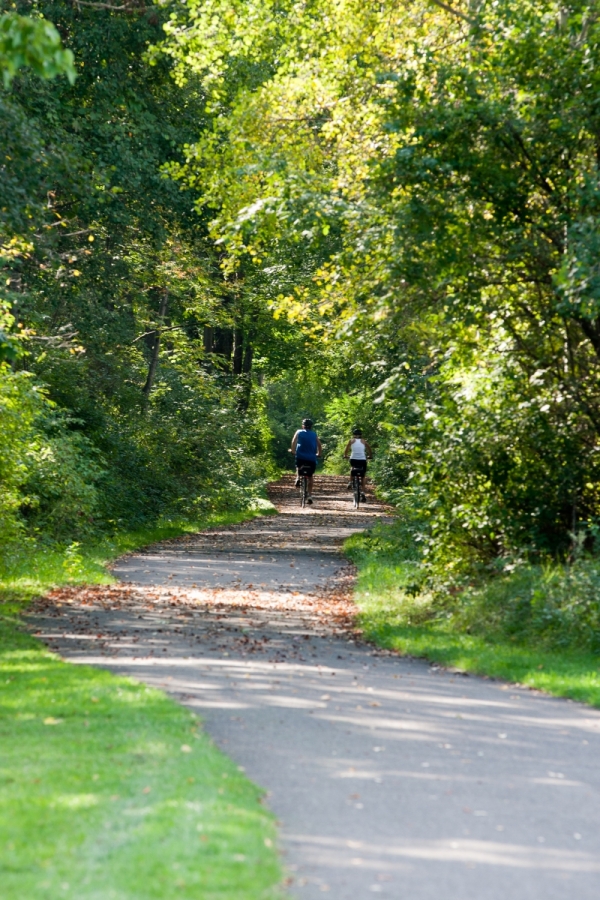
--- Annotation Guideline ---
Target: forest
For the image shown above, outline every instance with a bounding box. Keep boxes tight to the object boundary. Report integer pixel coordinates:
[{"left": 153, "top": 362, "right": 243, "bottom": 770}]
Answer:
[
  {"left": 3, "top": 0, "right": 600, "bottom": 653},
  {"left": 3, "top": 4, "right": 600, "bottom": 898}
]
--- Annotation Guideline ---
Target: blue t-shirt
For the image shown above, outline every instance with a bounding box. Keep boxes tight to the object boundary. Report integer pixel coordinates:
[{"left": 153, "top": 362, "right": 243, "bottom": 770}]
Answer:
[{"left": 295, "top": 429, "right": 318, "bottom": 461}]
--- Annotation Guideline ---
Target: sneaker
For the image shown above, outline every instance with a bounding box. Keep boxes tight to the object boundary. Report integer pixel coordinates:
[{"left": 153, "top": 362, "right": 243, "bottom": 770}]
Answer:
[
  {"left": 346, "top": 482, "right": 353, "bottom": 490},
  {"left": 295, "top": 478, "right": 301, "bottom": 487},
  {"left": 360, "top": 493, "right": 367, "bottom": 502},
  {"left": 307, "top": 496, "right": 313, "bottom": 505}
]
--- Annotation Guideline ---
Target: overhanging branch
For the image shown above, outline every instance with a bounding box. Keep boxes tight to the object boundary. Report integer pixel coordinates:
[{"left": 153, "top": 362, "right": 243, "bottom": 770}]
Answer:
[
  {"left": 427, "top": 0, "right": 491, "bottom": 30},
  {"left": 66, "top": 0, "right": 155, "bottom": 12}
]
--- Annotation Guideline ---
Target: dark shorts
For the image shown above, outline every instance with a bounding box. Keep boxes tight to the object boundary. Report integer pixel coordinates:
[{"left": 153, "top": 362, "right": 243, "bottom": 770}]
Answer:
[
  {"left": 349, "top": 459, "right": 367, "bottom": 475},
  {"left": 296, "top": 457, "right": 316, "bottom": 476}
]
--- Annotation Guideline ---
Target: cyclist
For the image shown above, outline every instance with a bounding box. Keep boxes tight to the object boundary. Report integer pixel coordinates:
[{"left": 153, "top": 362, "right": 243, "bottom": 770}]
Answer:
[
  {"left": 290, "top": 418, "right": 322, "bottom": 505},
  {"left": 343, "top": 428, "right": 372, "bottom": 502}
]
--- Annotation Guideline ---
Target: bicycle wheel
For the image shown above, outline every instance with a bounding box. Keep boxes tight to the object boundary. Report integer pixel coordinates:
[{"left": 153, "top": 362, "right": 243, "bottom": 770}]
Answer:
[{"left": 301, "top": 475, "right": 308, "bottom": 508}]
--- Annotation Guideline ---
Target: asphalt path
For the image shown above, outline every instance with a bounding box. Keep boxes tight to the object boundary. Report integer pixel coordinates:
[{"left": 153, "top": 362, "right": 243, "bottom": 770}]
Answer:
[{"left": 30, "top": 475, "right": 600, "bottom": 899}]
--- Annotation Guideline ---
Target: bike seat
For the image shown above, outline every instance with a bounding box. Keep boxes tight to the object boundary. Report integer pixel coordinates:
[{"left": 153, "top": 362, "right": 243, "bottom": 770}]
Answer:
[
  {"left": 350, "top": 467, "right": 363, "bottom": 477},
  {"left": 298, "top": 465, "right": 313, "bottom": 476}
]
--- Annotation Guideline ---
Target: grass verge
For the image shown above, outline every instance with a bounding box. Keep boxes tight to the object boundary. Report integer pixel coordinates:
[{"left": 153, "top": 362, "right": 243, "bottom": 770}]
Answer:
[
  {"left": 1, "top": 506, "right": 282, "bottom": 900},
  {"left": 345, "top": 524, "right": 600, "bottom": 709}
]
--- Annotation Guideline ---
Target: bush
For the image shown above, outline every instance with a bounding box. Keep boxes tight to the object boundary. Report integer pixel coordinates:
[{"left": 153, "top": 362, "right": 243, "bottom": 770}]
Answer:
[
  {"left": 347, "top": 519, "right": 600, "bottom": 655},
  {"left": 23, "top": 420, "right": 103, "bottom": 541},
  {"left": 455, "top": 558, "right": 600, "bottom": 654},
  {"left": 0, "top": 365, "right": 39, "bottom": 547},
  {"left": 1, "top": 352, "right": 275, "bottom": 555},
  {"left": 0, "top": 364, "right": 104, "bottom": 555}
]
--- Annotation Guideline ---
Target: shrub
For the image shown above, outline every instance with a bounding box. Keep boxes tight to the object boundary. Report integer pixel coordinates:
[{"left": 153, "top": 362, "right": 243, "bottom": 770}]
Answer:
[{"left": 0, "top": 365, "right": 104, "bottom": 554}]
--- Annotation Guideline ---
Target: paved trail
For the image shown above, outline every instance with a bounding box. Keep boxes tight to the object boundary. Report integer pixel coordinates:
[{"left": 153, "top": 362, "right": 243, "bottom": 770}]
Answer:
[{"left": 31, "top": 476, "right": 600, "bottom": 899}]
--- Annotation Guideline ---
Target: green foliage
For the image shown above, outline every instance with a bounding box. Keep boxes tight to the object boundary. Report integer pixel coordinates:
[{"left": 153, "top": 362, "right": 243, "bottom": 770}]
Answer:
[
  {"left": 0, "top": 361, "right": 102, "bottom": 558},
  {"left": 0, "top": 365, "right": 40, "bottom": 546},
  {"left": 266, "top": 373, "right": 331, "bottom": 468},
  {"left": 5, "top": 0, "right": 600, "bottom": 663},
  {"left": 0, "top": 11, "right": 75, "bottom": 87},
  {"left": 22, "top": 410, "right": 103, "bottom": 542},
  {"left": 161, "top": 0, "right": 600, "bottom": 581},
  {"left": 348, "top": 518, "right": 600, "bottom": 656},
  {"left": 321, "top": 392, "right": 382, "bottom": 474},
  {"left": 0, "top": 1, "right": 298, "bottom": 551}
]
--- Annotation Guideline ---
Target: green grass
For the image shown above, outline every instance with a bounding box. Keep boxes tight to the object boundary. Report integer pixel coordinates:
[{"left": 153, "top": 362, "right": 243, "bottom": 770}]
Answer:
[
  {"left": 0, "top": 507, "right": 282, "bottom": 900},
  {"left": 345, "top": 525, "right": 600, "bottom": 709}
]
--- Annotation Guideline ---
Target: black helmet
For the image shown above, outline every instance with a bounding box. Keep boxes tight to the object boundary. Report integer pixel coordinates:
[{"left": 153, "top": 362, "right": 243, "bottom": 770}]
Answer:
[
  {"left": 352, "top": 427, "right": 362, "bottom": 436},
  {"left": 302, "top": 418, "right": 313, "bottom": 429}
]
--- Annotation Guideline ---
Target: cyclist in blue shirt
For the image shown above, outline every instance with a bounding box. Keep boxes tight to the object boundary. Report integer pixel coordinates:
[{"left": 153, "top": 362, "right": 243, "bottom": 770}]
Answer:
[{"left": 290, "top": 418, "right": 322, "bottom": 505}]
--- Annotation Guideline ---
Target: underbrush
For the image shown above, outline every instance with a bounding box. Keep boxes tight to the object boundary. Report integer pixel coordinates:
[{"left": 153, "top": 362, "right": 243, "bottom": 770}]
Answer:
[
  {"left": 346, "top": 520, "right": 600, "bottom": 707},
  {"left": 0, "top": 505, "right": 281, "bottom": 900}
]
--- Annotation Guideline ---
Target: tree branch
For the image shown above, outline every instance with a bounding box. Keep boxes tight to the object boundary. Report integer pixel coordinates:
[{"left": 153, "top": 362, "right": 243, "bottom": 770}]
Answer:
[
  {"left": 67, "top": 0, "right": 155, "bottom": 12},
  {"left": 427, "top": 0, "right": 490, "bottom": 30},
  {"left": 131, "top": 324, "right": 183, "bottom": 344}
]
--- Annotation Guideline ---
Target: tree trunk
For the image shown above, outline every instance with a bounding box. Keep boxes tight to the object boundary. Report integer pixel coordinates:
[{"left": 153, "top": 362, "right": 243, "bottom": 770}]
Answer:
[
  {"left": 203, "top": 325, "right": 213, "bottom": 353},
  {"left": 576, "top": 316, "right": 600, "bottom": 361},
  {"left": 232, "top": 328, "right": 244, "bottom": 375},
  {"left": 142, "top": 291, "right": 168, "bottom": 410},
  {"left": 236, "top": 340, "right": 253, "bottom": 411},
  {"left": 243, "top": 342, "right": 253, "bottom": 374},
  {"left": 213, "top": 327, "right": 233, "bottom": 361}
]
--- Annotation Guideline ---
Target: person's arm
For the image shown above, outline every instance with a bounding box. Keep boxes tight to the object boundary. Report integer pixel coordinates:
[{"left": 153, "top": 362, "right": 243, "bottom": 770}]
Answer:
[
  {"left": 316, "top": 437, "right": 323, "bottom": 457},
  {"left": 290, "top": 431, "right": 299, "bottom": 452},
  {"left": 364, "top": 440, "right": 373, "bottom": 459},
  {"left": 343, "top": 440, "right": 352, "bottom": 458}
]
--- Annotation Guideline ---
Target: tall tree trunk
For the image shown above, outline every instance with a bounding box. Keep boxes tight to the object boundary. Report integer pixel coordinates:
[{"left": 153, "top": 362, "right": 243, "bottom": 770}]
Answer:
[
  {"left": 203, "top": 325, "right": 213, "bottom": 353},
  {"left": 237, "top": 341, "right": 253, "bottom": 411},
  {"left": 242, "top": 342, "right": 253, "bottom": 374},
  {"left": 142, "top": 291, "right": 168, "bottom": 411},
  {"left": 213, "top": 327, "right": 233, "bottom": 361},
  {"left": 232, "top": 327, "right": 244, "bottom": 375}
]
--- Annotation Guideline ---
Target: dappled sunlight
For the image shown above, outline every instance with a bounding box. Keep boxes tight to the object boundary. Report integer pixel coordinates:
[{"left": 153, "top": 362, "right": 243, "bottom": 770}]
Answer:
[
  {"left": 284, "top": 833, "right": 600, "bottom": 873},
  {"left": 26, "top": 476, "right": 600, "bottom": 899}
]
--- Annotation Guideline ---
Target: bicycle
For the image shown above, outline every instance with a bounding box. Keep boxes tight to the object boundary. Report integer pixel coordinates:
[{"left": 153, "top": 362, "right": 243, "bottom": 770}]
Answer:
[
  {"left": 298, "top": 463, "right": 313, "bottom": 508},
  {"left": 350, "top": 465, "right": 363, "bottom": 510}
]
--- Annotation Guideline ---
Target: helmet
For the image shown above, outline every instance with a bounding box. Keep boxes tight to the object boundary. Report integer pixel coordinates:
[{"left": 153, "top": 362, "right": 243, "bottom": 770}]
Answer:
[
  {"left": 302, "top": 418, "right": 313, "bottom": 429},
  {"left": 352, "top": 427, "right": 362, "bottom": 436}
]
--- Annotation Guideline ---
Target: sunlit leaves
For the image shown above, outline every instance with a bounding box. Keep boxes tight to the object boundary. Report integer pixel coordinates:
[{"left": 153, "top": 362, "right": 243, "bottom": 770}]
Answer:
[
  {"left": 0, "top": 13, "right": 75, "bottom": 88},
  {"left": 156, "top": 0, "right": 600, "bottom": 563}
]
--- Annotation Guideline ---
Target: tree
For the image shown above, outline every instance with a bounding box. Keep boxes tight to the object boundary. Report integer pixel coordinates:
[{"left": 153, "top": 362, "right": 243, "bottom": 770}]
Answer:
[
  {"left": 160, "top": 0, "right": 600, "bottom": 562},
  {"left": 0, "top": 11, "right": 75, "bottom": 87}
]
